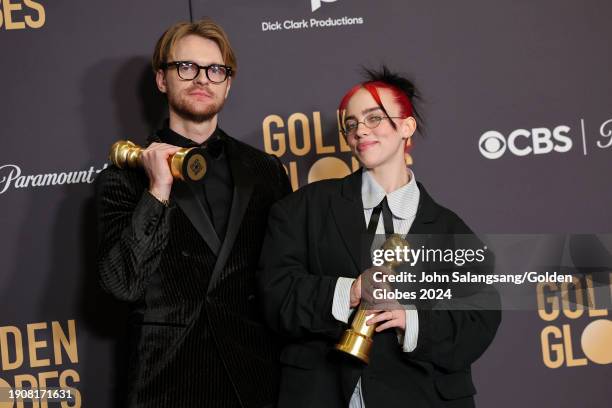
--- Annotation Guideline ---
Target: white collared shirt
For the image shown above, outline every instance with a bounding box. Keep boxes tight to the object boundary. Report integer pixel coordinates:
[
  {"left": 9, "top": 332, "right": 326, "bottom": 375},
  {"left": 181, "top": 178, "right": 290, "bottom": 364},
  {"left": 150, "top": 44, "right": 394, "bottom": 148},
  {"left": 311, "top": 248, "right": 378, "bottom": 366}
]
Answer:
[{"left": 332, "top": 168, "right": 421, "bottom": 408}]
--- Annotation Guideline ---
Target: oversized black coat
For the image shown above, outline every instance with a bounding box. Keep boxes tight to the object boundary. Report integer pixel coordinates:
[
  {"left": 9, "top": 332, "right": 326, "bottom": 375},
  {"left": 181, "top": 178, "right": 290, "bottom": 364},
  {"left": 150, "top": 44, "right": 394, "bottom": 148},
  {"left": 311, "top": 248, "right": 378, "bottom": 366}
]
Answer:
[{"left": 257, "top": 169, "right": 501, "bottom": 408}]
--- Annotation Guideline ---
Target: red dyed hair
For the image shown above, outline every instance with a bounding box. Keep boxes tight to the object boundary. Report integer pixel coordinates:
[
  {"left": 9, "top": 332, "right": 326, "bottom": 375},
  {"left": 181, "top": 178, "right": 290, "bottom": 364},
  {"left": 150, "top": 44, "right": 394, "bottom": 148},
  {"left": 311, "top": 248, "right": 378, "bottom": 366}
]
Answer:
[
  {"left": 338, "top": 81, "right": 413, "bottom": 118},
  {"left": 338, "top": 81, "right": 414, "bottom": 153}
]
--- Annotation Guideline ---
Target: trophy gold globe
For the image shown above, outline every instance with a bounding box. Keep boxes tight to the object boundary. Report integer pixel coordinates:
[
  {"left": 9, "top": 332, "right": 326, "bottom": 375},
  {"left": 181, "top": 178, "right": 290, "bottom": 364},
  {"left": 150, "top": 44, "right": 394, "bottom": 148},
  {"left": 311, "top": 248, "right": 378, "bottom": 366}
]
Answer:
[
  {"left": 335, "top": 234, "right": 409, "bottom": 364},
  {"left": 109, "top": 140, "right": 207, "bottom": 182}
]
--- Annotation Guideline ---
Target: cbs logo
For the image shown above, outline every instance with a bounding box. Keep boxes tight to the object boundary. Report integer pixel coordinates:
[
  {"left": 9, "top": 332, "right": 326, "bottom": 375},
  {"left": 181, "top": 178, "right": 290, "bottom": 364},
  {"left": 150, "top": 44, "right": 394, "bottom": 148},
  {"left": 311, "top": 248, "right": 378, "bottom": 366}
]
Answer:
[{"left": 479, "top": 126, "right": 573, "bottom": 159}]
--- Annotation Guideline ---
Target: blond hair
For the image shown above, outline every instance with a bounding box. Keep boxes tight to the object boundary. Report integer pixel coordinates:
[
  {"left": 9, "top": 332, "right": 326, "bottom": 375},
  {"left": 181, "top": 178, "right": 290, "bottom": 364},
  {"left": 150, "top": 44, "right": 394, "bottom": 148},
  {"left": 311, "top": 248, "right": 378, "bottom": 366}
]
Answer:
[{"left": 152, "top": 18, "right": 237, "bottom": 74}]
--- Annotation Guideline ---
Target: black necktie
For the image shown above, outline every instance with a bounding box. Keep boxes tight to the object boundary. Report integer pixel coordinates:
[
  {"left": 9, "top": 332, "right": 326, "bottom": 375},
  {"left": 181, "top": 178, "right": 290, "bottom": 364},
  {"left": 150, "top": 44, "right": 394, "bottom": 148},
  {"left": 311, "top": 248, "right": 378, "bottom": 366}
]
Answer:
[{"left": 367, "top": 197, "right": 395, "bottom": 236}]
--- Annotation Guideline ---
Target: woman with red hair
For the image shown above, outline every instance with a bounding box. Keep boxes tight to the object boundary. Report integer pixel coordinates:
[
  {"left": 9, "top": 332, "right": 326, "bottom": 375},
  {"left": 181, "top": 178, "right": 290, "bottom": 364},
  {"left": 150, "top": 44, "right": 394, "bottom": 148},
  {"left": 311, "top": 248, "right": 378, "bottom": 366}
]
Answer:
[{"left": 258, "top": 67, "right": 500, "bottom": 408}]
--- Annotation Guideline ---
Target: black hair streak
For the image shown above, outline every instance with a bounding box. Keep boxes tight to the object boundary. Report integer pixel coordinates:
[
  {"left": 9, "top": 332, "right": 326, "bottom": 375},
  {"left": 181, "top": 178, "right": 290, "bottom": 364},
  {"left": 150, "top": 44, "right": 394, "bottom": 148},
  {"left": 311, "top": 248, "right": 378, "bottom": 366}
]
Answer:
[{"left": 362, "top": 65, "right": 425, "bottom": 136}]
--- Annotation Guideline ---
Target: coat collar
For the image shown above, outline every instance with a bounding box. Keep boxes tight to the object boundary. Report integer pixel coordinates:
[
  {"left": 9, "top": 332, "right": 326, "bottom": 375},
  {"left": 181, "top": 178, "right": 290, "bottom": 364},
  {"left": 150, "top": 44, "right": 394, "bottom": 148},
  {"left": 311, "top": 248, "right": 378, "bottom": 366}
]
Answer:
[
  {"left": 332, "top": 168, "right": 443, "bottom": 270},
  {"left": 151, "top": 121, "right": 225, "bottom": 157},
  {"left": 361, "top": 168, "right": 419, "bottom": 220}
]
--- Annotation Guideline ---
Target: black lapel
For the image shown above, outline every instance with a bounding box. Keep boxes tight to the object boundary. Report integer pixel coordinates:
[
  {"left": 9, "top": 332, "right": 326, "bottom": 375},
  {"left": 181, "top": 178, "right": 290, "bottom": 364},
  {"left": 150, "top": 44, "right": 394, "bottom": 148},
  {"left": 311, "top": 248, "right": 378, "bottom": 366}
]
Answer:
[
  {"left": 172, "top": 181, "right": 221, "bottom": 254},
  {"left": 408, "top": 182, "right": 443, "bottom": 234},
  {"left": 330, "top": 168, "right": 369, "bottom": 271},
  {"left": 208, "top": 136, "right": 254, "bottom": 293},
  {"left": 150, "top": 129, "right": 223, "bottom": 254}
]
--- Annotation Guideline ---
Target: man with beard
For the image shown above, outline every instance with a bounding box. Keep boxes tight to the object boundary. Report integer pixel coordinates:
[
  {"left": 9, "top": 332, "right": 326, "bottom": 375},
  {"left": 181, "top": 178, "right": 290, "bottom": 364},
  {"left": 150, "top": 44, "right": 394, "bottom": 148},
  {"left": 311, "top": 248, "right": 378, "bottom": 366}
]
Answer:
[{"left": 96, "top": 19, "right": 291, "bottom": 408}]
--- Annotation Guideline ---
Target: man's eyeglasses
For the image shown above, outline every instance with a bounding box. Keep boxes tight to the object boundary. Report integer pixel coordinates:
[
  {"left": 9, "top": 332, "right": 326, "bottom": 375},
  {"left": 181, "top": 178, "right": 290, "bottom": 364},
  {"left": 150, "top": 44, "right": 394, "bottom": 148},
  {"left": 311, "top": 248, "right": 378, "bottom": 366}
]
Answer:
[
  {"left": 342, "top": 114, "right": 403, "bottom": 136},
  {"left": 161, "top": 61, "right": 233, "bottom": 83}
]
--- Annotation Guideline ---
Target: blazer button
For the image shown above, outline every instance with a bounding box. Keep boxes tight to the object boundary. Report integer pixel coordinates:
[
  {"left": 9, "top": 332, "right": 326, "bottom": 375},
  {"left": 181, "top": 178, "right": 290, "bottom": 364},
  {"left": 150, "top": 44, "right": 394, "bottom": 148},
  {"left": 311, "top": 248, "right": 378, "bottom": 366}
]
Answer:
[
  {"left": 181, "top": 249, "right": 190, "bottom": 257},
  {"left": 247, "top": 294, "right": 255, "bottom": 301}
]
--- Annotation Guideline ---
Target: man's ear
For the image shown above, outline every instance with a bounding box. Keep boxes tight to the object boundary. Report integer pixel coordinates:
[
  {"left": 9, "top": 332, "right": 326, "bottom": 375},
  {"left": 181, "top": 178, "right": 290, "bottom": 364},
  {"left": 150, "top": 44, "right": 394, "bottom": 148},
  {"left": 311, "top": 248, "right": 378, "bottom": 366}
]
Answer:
[
  {"left": 224, "top": 77, "right": 232, "bottom": 99},
  {"left": 155, "top": 69, "right": 167, "bottom": 93}
]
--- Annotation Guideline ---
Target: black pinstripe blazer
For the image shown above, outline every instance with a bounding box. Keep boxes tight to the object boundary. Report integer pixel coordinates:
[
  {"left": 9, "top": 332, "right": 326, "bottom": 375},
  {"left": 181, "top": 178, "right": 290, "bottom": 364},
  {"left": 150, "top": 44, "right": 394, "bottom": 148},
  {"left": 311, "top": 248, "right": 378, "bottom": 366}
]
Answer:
[{"left": 96, "top": 129, "right": 291, "bottom": 408}]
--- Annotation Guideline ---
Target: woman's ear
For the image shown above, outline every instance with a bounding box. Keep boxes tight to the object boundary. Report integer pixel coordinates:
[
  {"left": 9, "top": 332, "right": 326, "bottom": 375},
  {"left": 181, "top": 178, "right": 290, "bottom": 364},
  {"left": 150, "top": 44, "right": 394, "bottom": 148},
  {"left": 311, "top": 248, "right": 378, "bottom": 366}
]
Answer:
[
  {"left": 401, "top": 116, "right": 417, "bottom": 140},
  {"left": 402, "top": 117, "right": 417, "bottom": 166}
]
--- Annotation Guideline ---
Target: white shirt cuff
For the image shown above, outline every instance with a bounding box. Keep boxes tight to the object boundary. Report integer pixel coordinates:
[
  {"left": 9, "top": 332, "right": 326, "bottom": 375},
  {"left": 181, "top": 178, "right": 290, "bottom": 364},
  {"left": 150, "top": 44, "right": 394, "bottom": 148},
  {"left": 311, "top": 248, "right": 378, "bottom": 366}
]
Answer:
[
  {"left": 398, "top": 308, "right": 419, "bottom": 352},
  {"left": 332, "top": 277, "right": 356, "bottom": 323}
]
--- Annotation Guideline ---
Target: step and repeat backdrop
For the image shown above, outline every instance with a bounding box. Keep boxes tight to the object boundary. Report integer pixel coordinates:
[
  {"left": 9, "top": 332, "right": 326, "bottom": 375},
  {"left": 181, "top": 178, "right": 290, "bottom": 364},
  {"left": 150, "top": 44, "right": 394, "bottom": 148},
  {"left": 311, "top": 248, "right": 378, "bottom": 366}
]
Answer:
[{"left": 1, "top": 0, "right": 611, "bottom": 406}]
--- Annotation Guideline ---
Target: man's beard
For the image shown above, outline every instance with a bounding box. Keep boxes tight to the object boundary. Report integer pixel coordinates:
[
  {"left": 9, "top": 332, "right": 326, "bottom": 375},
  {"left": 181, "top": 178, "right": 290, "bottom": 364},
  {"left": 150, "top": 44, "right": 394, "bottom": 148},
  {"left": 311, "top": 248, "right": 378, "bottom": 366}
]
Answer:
[{"left": 167, "top": 87, "right": 225, "bottom": 123}]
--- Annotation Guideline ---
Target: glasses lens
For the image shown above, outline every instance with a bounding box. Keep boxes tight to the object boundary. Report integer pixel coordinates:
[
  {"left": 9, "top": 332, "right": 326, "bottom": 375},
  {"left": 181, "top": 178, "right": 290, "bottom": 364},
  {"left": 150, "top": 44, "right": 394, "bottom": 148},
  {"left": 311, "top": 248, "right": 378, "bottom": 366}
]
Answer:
[
  {"left": 365, "top": 115, "right": 383, "bottom": 128},
  {"left": 207, "top": 65, "right": 228, "bottom": 83},
  {"left": 344, "top": 120, "right": 358, "bottom": 135},
  {"left": 177, "top": 63, "right": 198, "bottom": 80}
]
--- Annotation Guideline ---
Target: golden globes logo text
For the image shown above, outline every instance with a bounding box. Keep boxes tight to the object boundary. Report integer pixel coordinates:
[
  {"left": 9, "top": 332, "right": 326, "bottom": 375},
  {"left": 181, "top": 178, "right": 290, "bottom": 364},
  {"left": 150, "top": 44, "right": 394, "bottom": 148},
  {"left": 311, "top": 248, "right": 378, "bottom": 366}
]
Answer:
[
  {"left": 537, "top": 275, "right": 612, "bottom": 368},
  {"left": 0, "top": 0, "right": 45, "bottom": 30},
  {"left": 0, "top": 320, "right": 81, "bottom": 408},
  {"left": 262, "top": 111, "right": 359, "bottom": 190}
]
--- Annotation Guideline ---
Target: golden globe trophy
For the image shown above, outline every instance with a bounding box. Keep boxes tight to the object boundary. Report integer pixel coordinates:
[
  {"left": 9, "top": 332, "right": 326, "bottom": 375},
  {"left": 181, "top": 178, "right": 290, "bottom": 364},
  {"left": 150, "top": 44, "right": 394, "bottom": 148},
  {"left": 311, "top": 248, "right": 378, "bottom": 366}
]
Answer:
[
  {"left": 335, "top": 234, "right": 409, "bottom": 364},
  {"left": 109, "top": 140, "right": 207, "bottom": 182}
]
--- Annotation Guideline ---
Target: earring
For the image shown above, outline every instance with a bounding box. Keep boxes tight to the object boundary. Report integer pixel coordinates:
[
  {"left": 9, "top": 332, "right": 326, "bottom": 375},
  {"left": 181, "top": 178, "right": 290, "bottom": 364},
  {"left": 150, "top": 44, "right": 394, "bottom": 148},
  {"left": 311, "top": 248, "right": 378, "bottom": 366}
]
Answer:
[{"left": 404, "top": 138, "right": 413, "bottom": 166}]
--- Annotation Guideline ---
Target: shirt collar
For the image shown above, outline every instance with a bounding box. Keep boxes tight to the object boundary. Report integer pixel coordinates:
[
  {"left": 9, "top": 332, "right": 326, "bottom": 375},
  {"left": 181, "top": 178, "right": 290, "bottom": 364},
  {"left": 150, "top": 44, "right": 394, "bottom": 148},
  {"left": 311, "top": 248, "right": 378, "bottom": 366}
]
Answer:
[
  {"left": 157, "top": 120, "right": 225, "bottom": 159},
  {"left": 361, "top": 168, "right": 420, "bottom": 220}
]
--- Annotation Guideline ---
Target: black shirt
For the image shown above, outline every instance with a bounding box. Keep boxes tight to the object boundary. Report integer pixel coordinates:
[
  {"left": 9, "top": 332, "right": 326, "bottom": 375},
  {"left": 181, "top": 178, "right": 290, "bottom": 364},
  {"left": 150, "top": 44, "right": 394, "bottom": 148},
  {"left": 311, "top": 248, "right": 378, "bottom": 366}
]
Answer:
[{"left": 157, "top": 123, "right": 233, "bottom": 241}]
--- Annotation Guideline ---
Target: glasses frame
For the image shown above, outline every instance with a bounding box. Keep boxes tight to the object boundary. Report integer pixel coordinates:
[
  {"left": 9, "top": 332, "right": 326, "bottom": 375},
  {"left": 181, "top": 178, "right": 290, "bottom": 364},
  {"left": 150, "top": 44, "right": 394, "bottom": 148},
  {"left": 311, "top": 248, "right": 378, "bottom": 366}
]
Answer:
[
  {"left": 161, "top": 61, "right": 233, "bottom": 83},
  {"left": 342, "top": 114, "right": 404, "bottom": 136}
]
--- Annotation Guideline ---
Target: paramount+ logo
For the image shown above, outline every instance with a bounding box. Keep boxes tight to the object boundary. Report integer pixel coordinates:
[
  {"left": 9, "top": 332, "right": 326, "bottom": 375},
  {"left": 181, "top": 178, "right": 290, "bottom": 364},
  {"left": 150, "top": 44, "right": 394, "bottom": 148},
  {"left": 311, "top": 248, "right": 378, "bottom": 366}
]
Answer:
[{"left": 478, "top": 125, "right": 572, "bottom": 159}]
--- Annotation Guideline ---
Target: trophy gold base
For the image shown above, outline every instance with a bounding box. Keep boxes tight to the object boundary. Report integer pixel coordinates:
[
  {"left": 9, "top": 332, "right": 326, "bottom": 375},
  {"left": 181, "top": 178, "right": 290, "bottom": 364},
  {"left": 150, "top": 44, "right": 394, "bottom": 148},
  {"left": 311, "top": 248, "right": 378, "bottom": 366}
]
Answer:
[
  {"left": 170, "top": 148, "right": 207, "bottom": 182},
  {"left": 335, "top": 329, "right": 372, "bottom": 364}
]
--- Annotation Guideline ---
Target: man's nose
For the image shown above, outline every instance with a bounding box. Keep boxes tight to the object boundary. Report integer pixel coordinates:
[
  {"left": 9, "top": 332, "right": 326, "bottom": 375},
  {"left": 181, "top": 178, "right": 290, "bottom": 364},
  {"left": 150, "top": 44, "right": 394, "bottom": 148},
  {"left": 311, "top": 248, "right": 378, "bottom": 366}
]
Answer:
[{"left": 193, "top": 69, "right": 209, "bottom": 85}]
